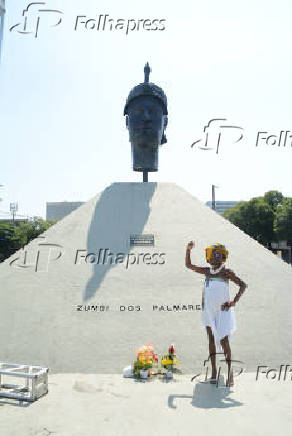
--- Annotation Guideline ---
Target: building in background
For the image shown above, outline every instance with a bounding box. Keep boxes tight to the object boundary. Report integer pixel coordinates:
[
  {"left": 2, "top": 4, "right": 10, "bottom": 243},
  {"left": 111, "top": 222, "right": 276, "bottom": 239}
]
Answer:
[
  {"left": 0, "top": 218, "right": 28, "bottom": 225},
  {"left": 270, "top": 241, "right": 292, "bottom": 264},
  {"left": 46, "top": 202, "right": 84, "bottom": 221},
  {"left": 0, "top": 0, "right": 5, "bottom": 60},
  {"left": 206, "top": 200, "right": 239, "bottom": 215}
]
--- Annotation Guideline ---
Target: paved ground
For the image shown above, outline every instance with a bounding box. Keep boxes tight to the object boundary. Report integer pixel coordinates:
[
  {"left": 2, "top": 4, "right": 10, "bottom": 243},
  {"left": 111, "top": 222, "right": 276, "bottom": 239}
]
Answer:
[{"left": 0, "top": 372, "right": 291, "bottom": 436}]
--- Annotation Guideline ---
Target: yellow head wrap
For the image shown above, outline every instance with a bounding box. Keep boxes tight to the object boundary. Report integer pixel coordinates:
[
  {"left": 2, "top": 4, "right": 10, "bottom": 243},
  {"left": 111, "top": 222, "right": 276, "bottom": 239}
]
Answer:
[{"left": 205, "top": 243, "right": 228, "bottom": 263}]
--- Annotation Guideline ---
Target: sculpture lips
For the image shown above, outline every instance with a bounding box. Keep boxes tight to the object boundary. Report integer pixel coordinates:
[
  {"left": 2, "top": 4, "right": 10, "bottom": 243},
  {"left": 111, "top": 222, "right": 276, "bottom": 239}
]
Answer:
[{"left": 137, "top": 127, "right": 154, "bottom": 131}]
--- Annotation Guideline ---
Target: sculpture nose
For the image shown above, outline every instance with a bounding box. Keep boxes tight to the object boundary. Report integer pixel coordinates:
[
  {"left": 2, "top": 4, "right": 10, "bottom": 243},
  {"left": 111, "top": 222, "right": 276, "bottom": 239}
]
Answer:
[{"left": 142, "top": 109, "right": 151, "bottom": 121}]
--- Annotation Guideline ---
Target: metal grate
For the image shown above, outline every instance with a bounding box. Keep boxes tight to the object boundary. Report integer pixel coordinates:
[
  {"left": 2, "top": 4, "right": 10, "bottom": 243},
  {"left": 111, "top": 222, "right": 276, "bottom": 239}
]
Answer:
[
  {"left": 0, "top": 362, "right": 48, "bottom": 402},
  {"left": 130, "top": 234, "right": 155, "bottom": 247}
]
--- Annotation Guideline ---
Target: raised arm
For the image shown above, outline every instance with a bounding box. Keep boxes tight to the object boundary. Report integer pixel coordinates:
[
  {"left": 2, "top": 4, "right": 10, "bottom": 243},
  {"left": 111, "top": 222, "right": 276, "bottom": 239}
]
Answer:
[{"left": 185, "top": 241, "right": 207, "bottom": 275}]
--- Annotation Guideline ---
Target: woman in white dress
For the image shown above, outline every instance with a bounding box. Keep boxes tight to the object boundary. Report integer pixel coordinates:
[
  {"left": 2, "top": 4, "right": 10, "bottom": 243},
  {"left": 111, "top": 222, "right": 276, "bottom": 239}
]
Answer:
[{"left": 185, "top": 241, "right": 247, "bottom": 386}]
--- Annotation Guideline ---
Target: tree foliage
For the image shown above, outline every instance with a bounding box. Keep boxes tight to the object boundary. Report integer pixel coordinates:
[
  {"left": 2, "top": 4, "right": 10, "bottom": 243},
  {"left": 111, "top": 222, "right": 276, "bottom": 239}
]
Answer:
[
  {"left": 0, "top": 223, "right": 19, "bottom": 261},
  {"left": 0, "top": 218, "right": 56, "bottom": 262},
  {"left": 223, "top": 190, "right": 292, "bottom": 246},
  {"left": 223, "top": 197, "right": 274, "bottom": 245},
  {"left": 263, "top": 190, "right": 284, "bottom": 212},
  {"left": 274, "top": 198, "right": 292, "bottom": 242}
]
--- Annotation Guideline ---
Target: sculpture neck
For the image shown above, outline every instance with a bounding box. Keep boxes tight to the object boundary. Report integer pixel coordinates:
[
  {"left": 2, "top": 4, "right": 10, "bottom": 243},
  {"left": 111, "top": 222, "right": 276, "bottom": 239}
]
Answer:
[{"left": 131, "top": 143, "right": 159, "bottom": 173}]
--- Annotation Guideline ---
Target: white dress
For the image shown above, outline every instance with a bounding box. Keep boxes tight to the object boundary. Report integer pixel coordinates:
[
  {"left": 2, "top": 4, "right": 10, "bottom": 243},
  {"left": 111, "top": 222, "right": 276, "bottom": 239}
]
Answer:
[{"left": 201, "top": 276, "right": 236, "bottom": 352}]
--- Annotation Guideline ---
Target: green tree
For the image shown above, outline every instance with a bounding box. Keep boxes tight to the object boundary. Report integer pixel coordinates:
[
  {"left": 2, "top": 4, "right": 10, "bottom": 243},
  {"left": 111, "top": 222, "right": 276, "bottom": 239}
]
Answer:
[
  {"left": 223, "top": 197, "right": 275, "bottom": 245},
  {"left": 274, "top": 198, "right": 292, "bottom": 242},
  {"left": 264, "top": 190, "right": 284, "bottom": 212},
  {"left": 0, "top": 218, "right": 56, "bottom": 262},
  {"left": 14, "top": 218, "right": 56, "bottom": 247},
  {"left": 0, "top": 222, "right": 18, "bottom": 261}
]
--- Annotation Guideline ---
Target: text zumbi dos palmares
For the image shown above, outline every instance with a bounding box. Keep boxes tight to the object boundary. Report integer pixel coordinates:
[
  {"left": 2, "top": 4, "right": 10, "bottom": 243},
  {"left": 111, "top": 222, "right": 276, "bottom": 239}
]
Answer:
[{"left": 74, "top": 15, "right": 166, "bottom": 35}]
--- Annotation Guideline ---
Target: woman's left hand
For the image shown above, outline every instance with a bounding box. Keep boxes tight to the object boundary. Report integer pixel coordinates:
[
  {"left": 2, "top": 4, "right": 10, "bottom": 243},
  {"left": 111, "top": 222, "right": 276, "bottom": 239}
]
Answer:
[{"left": 221, "top": 301, "right": 235, "bottom": 311}]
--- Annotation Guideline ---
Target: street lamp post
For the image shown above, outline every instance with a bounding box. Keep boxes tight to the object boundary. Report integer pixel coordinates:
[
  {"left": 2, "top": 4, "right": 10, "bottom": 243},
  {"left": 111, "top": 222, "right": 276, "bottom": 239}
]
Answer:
[
  {"left": 10, "top": 202, "right": 18, "bottom": 225},
  {"left": 211, "top": 185, "right": 219, "bottom": 211}
]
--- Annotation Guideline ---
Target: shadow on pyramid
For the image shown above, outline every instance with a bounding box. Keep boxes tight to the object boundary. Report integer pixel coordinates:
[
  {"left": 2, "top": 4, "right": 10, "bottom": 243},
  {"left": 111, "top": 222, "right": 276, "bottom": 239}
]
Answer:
[{"left": 84, "top": 182, "right": 156, "bottom": 300}]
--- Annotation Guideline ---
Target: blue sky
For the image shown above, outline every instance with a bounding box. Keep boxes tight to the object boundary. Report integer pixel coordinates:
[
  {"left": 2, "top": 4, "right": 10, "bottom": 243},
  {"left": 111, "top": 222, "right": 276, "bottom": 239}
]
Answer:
[{"left": 1, "top": 0, "right": 292, "bottom": 219}]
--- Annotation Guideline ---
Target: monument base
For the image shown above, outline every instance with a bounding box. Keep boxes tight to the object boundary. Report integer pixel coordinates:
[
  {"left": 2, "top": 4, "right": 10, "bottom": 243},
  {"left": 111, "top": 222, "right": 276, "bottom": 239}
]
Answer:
[{"left": 0, "top": 183, "right": 292, "bottom": 373}]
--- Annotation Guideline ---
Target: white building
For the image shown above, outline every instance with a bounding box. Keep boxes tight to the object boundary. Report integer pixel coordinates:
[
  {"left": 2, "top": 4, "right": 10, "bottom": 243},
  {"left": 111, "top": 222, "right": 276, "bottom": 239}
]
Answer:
[
  {"left": 271, "top": 240, "right": 292, "bottom": 264},
  {"left": 46, "top": 201, "right": 85, "bottom": 221},
  {"left": 206, "top": 200, "right": 239, "bottom": 215}
]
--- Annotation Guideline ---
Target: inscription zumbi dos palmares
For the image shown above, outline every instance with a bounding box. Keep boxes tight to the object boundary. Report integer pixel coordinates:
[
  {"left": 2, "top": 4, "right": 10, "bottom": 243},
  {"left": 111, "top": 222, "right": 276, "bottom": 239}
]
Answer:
[{"left": 76, "top": 304, "right": 201, "bottom": 312}]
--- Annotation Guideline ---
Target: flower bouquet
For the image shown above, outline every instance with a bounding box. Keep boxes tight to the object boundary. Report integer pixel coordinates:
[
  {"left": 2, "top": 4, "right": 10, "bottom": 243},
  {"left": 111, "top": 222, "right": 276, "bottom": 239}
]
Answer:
[
  {"left": 161, "top": 345, "right": 179, "bottom": 377},
  {"left": 134, "top": 343, "right": 157, "bottom": 379}
]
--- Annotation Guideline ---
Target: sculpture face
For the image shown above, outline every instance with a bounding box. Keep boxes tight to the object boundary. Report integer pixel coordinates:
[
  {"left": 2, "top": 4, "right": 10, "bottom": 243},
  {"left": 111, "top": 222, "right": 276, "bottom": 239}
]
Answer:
[
  {"left": 126, "top": 95, "right": 167, "bottom": 172},
  {"left": 126, "top": 95, "right": 167, "bottom": 148}
]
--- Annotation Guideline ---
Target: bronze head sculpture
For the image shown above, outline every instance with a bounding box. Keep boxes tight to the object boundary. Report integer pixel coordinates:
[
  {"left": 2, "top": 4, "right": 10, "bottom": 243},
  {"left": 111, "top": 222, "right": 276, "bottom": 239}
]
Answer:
[{"left": 124, "top": 63, "right": 168, "bottom": 181}]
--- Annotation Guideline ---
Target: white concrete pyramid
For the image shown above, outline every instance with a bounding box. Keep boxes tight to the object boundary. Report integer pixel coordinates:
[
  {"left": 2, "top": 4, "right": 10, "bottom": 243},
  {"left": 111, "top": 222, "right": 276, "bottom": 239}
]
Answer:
[{"left": 1, "top": 183, "right": 292, "bottom": 373}]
